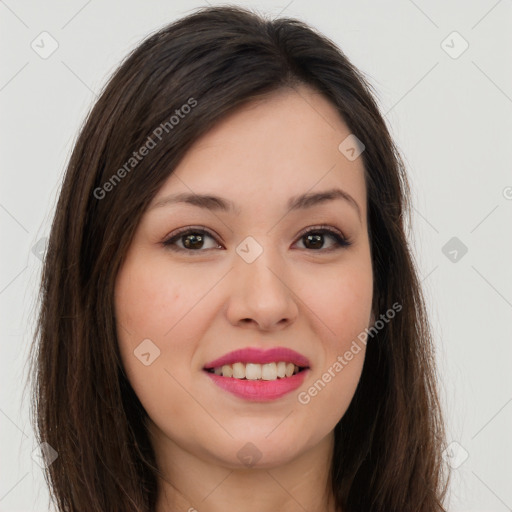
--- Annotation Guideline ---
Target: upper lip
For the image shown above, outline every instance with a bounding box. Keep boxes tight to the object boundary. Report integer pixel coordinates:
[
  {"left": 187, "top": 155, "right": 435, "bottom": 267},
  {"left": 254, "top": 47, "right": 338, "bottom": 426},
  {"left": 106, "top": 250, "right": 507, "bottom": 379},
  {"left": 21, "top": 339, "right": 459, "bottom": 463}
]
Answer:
[{"left": 203, "top": 347, "right": 311, "bottom": 370}]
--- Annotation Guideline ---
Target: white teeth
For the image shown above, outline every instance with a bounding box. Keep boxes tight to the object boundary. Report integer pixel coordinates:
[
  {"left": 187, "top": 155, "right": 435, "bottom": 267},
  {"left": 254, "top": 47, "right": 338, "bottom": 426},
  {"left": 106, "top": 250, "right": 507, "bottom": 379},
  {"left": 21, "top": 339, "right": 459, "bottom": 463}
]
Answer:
[
  {"left": 232, "top": 362, "right": 245, "bottom": 379},
  {"left": 261, "top": 362, "right": 277, "bottom": 381},
  {"left": 221, "top": 364, "right": 233, "bottom": 377},
  {"left": 245, "top": 363, "right": 261, "bottom": 380},
  {"left": 210, "top": 361, "right": 304, "bottom": 380}
]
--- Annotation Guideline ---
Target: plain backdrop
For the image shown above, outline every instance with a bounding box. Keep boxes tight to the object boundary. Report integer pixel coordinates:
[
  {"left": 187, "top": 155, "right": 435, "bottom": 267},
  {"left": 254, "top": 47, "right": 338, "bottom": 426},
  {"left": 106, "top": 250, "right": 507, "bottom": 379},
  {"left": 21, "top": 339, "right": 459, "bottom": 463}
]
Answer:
[{"left": 1, "top": 1, "right": 511, "bottom": 510}]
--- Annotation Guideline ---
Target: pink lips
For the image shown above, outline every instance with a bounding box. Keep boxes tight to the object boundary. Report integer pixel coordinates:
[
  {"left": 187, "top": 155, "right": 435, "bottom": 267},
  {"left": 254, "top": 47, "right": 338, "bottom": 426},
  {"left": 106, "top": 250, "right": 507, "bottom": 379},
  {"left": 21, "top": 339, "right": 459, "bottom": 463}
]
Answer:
[
  {"left": 203, "top": 347, "right": 310, "bottom": 402},
  {"left": 203, "top": 347, "right": 310, "bottom": 369}
]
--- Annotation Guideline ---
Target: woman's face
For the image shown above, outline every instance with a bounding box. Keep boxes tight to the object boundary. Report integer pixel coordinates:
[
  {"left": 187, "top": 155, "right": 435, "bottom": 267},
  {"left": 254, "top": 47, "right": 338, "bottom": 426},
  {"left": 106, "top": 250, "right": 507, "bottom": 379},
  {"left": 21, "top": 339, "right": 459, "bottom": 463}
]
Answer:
[{"left": 114, "top": 85, "right": 373, "bottom": 471}]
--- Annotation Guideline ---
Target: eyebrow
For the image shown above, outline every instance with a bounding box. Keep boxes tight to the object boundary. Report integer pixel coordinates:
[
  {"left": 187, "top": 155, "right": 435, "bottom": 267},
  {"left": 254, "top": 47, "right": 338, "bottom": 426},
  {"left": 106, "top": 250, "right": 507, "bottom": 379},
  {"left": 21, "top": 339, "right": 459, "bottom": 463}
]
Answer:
[{"left": 150, "top": 187, "right": 362, "bottom": 222}]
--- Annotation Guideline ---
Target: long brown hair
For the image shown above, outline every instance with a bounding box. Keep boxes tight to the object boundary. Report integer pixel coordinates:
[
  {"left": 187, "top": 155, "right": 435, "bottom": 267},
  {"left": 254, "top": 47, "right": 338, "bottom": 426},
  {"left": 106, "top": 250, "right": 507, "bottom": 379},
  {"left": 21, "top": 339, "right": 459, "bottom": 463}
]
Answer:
[{"left": 27, "top": 5, "right": 450, "bottom": 511}]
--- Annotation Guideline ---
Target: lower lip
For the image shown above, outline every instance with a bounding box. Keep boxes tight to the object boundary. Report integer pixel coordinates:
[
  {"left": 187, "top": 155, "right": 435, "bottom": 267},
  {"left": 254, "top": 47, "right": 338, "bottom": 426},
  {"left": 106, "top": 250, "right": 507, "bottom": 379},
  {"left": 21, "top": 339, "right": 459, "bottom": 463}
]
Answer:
[{"left": 204, "top": 369, "right": 309, "bottom": 401}]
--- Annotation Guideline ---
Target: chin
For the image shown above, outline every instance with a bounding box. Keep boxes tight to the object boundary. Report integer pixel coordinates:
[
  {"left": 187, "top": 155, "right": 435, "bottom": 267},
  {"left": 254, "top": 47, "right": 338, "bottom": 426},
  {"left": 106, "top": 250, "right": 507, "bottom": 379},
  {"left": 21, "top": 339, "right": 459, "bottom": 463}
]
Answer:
[{"left": 207, "top": 433, "right": 310, "bottom": 470}]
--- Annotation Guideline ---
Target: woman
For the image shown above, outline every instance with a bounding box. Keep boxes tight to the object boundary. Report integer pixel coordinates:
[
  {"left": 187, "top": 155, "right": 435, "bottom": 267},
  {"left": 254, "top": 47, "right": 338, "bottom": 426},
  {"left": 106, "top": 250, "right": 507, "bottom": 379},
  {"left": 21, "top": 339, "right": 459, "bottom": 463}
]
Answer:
[{"left": 28, "top": 5, "right": 450, "bottom": 511}]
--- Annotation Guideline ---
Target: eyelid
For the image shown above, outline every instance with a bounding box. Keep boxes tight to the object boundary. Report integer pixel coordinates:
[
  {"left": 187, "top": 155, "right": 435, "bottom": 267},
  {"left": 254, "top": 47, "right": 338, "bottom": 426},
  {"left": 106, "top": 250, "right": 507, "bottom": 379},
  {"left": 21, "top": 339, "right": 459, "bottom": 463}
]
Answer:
[
  {"left": 294, "top": 224, "right": 347, "bottom": 241},
  {"left": 164, "top": 225, "right": 218, "bottom": 241}
]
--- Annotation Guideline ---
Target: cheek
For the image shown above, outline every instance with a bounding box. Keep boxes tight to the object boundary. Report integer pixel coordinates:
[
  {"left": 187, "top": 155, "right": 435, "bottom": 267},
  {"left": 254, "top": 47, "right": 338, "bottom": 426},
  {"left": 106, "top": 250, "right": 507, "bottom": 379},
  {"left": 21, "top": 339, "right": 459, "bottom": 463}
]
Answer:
[
  {"left": 114, "top": 255, "right": 196, "bottom": 341},
  {"left": 113, "top": 249, "right": 219, "bottom": 384},
  {"left": 296, "top": 257, "right": 372, "bottom": 425},
  {"left": 304, "top": 254, "right": 373, "bottom": 347},
  {"left": 113, "top": 256, "right": 198, "bottom": 421}
]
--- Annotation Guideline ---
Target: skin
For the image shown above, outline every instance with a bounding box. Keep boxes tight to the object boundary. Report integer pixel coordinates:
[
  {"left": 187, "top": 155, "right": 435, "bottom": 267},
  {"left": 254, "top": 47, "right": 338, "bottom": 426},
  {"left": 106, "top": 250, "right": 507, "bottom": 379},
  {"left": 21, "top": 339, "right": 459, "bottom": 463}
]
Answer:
[{"left": 114, "top": 84, "right": 374, "bottom": 512}]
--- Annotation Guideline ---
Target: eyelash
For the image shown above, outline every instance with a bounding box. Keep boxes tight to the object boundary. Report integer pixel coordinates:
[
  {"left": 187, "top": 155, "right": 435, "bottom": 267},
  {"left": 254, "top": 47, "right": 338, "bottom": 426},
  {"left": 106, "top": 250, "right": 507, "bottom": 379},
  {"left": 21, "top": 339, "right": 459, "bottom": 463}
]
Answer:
[{"left": 161, "top": 225, "right": 352, "bottom": 255}]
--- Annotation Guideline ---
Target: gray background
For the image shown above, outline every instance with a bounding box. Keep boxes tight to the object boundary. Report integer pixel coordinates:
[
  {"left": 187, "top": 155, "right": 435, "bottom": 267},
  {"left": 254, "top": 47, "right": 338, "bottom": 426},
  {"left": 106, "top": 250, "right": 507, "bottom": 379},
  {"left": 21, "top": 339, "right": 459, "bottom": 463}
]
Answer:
[{"left": 1, "top": 0, "right": 511, "bottom": 510}]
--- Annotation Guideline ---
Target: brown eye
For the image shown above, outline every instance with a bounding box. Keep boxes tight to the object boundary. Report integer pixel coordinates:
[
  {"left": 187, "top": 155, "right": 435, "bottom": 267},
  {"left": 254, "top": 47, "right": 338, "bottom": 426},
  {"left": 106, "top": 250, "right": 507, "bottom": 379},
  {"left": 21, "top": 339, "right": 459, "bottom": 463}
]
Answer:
[
  {"left": 295, "top": 227, "right": 352, "bottom": 252},
  {"left": 303, "top": 233, "right": 324, "bottom": 250},
  {"left": 163, "top": 228, "right": 221, "bottom": 253},
  {"left": 181, "top": 232, "right": 206, "bottom": 250}
]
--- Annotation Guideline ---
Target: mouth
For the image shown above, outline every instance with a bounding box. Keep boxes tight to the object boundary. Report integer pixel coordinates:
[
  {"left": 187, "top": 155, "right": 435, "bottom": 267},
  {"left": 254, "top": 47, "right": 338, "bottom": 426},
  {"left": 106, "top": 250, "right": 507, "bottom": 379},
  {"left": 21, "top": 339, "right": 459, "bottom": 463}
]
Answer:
[{"left": 203, "top": 347, "right": 310, "bottom": 401}]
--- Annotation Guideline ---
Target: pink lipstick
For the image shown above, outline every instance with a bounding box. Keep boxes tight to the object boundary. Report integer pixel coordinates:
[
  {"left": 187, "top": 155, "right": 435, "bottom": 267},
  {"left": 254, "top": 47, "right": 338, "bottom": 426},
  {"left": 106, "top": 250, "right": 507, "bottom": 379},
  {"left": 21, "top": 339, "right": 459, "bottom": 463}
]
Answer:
[{"left": 203, "top": 347, "right": 310, "bottom": 402}]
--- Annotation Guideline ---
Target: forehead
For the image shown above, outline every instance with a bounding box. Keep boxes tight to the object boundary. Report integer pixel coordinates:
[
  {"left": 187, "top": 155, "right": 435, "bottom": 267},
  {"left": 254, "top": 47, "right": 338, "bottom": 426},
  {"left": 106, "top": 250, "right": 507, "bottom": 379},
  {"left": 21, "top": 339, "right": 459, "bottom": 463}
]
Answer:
[{"left": 152, "top": 85, "right": 367, "bottom": 217}]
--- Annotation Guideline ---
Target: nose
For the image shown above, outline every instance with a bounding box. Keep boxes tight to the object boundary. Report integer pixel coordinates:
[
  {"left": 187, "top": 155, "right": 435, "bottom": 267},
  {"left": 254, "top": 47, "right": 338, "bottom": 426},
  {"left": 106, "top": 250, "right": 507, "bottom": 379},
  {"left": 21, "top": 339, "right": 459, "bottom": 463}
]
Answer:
[{"left": 225, "top": 247, "right": 299, "bottom": 332}]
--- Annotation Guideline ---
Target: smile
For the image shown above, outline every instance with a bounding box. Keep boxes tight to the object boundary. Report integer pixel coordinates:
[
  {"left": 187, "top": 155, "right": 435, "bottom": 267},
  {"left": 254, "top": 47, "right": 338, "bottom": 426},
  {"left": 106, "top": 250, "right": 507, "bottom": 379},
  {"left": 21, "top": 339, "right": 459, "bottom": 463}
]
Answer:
[{"left": 203, "top": 347, "right": 310, "bottom": 401}]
